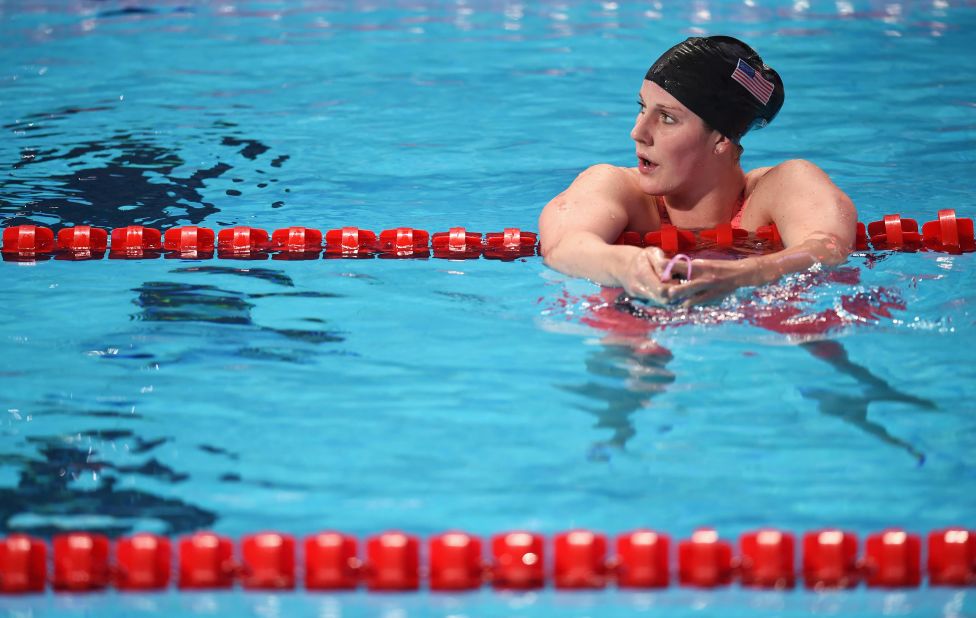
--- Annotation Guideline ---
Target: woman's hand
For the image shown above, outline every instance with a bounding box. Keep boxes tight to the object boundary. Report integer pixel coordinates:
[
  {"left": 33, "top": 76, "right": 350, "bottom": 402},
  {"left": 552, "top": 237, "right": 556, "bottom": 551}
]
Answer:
[
  {"left": 616, "top": 246, "right": 682, "bottom": 304},
  {"left": 665, "top": 232, "right": 852, "bottom": 307},
  {"left": 663, "top": 256, "right": 757, "bottom": 307}
]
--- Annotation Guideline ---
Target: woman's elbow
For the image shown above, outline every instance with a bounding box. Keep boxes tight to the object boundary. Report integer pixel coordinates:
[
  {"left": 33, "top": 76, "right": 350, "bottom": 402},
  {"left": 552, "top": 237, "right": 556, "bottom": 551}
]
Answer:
[
  {"left": 808, "top": 231, "right": 852, "bottom": 266},
  {"left": 540, "top": 237, "right": 564, "bottom": 268}
]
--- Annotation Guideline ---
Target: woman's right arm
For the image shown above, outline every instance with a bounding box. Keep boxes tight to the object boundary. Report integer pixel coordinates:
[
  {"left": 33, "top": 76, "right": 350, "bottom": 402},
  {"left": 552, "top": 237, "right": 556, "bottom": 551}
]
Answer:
[{"left": 538, "top": 164, "right": 674, "bottom": 303}]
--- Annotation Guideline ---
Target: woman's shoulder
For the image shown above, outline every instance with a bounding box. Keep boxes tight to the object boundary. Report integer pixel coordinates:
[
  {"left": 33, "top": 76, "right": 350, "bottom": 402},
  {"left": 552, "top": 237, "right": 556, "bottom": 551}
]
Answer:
[
  {"left": 573, "top": 163, "right": 642, "bottom": 188},
  {"left": 741, "top": 159, "right": 853, "bottom": 231},
  {"left": 740, "top": 161, "right": 814, "bottom": 228},
  {"left": 540, "top": 164, "right": 658, "bottom": 236},
  {"left": 558, "top": 163, "right": 650, "bottom": 209},
  {"left": 744, "top": 159, "right": 830, "bottom": 197}
]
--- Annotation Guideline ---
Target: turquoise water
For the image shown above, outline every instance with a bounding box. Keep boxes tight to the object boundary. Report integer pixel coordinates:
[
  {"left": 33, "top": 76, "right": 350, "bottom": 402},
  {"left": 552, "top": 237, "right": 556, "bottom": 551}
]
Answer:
[{"left": 1, "top": 0, "right": 975, "bottom": 616}]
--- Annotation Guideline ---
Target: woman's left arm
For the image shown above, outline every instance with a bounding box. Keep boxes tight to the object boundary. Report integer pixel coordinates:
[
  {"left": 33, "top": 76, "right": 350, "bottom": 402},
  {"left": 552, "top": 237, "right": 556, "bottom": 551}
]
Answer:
[{"left": 667, "top": 159, "right": 858, "bottom": 306}]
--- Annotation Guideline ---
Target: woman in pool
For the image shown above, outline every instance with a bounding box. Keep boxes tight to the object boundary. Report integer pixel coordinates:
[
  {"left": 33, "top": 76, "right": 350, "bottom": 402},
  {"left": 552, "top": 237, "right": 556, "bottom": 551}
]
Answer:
[{"left": 538, "top": 35, "right": 857, "bottom": 307}]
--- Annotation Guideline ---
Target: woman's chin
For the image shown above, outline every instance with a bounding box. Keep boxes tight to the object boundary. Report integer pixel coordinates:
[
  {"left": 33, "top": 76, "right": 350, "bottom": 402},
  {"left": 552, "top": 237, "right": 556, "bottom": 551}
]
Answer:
[{"left": 637, "top": 176, "right": 664, "bottom": 196}]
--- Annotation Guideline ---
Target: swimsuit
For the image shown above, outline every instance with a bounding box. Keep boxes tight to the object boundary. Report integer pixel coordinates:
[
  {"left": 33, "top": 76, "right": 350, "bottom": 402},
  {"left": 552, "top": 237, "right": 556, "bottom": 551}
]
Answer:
[
  {"left": 654, "top": 192, "right": 746, "bottom": 229},
  {"left": 618, "top": 192, "right": 746, "bottom": 245}
]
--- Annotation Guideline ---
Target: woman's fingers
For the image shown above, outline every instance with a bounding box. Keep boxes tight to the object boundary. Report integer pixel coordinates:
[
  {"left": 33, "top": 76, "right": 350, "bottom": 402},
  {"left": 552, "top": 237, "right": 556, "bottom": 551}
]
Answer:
[
  {"left": 626, "top": 248, "right": 723, "bottom": 305},
  {"left": 643, "top": 247, "right": 672, "bottom": 278},
  {"left": 668, "top": 274, "right": 738, "bottom": 307},
  {"left": 623, "top": 248, "right": 669, "bottom": 303},
  {"left": 645, "top": 248, "right": 698, "bottom": 283},
  {"left": 666, "top": 277, "right": 713, "bottom": 302}
]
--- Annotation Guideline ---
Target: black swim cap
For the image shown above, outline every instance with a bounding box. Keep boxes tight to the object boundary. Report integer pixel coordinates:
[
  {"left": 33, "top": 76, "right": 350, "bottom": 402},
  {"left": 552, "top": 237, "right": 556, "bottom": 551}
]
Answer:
[{"left": 644, "top": 36, "right": 784, "bottom": 143}]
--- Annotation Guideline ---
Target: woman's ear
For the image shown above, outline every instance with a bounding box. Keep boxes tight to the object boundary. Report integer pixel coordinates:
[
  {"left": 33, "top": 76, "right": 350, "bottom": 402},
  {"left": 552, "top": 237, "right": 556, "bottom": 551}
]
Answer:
[{"left": 713, "top": 133, "right": 734, "bottom": 155}]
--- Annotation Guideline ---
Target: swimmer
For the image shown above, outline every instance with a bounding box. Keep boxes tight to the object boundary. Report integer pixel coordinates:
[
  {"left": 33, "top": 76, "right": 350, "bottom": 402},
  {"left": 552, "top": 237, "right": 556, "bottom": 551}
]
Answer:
[{"left": 538, "top": 36, "right": 857, "bottom": 307}]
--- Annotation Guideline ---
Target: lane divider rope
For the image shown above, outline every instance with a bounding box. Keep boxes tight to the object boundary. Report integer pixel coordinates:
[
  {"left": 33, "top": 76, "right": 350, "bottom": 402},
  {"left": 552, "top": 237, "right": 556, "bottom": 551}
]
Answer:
[
  {"left": 1, "top": 210, "right": 973, "bottom": 261},
  {"left": 1, "top": 527, "right": 973, "bottom": 593}
]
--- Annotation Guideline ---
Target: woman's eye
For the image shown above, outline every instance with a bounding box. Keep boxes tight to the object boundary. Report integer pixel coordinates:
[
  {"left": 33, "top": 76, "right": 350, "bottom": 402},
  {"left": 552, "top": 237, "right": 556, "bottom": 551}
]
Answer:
[
  {"left": 661, "top": 112, "right": 675, "bottom": 124},
  {"left": 637, "top": 100, "right": 646, "bottom": 114}
]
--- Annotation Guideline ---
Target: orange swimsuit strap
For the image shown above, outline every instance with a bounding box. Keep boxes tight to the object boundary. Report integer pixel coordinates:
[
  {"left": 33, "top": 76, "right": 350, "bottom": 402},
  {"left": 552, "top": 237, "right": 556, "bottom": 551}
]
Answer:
[{"left": 656, "top": 191, "right": 746, "bottom": 229}]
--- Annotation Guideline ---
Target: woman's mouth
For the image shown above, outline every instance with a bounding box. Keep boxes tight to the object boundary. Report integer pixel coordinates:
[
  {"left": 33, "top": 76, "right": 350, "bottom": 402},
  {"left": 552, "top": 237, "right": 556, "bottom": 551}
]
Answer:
[{"left": 638, "top": 156, "right": 657, "bottom": 173}]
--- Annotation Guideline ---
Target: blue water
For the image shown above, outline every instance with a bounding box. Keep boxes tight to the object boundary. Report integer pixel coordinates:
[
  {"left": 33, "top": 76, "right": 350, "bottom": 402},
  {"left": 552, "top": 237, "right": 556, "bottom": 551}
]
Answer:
[{"left": 2, "top": 0, "right": 976, "bottom": 616}]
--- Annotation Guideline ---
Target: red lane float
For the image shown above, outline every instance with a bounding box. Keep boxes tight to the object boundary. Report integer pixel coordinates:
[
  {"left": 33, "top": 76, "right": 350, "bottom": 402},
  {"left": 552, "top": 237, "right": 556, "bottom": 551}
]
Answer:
[
  {"left": 553, "top": 530, "right": 608, "bottom": 589},
  {"left": 429, "top": 531, "right": 484, "bottom": 591},
  {"left": 645, "top": 225, "right": 697, "bottom": 253},
  {"left": 1, "top": 527, "right": 975, "bottom": 593},
  {"left": 868, "top": 215, "right": 922, "bottom": 251},
  {"left": 241, "top": 532, "right": 296, "bottom": 590},
  {"left": 379, "top": 228, "right": 430, "bottom": 259},
  {"left": 856, "top": 222, "right": 869, "bottom": 251},
  {"left": 304, "top": 532, "right": 359, "bottom": 590},
  {"left": 2, "top": 212, "right": 975, "bottom": 260},
  {"left": 2, "top": 225, "right": 55, "bottom": 256},
  {"left": 52, "top": 532, "right": 110, "bottom": 591},
  {"left": 615, "top": 529, "right": 670, "bottom": 588},
  {"left": 928, "top": 528, "right": 976, "bottom": 586},
  {"left": 922, "top": 209, "right": 975, "bottom": 253},
  {"left": 615, "top": 230, "right": 644, "bottom": 247},
  {"left": 432, "top": 227, "right": 483, "bottom": 259},
  {"left": 110, "top": 226, "right": 162, "bottom": 258},
  {"left": 491, "top": 531, "right": 544, "bottom": 589},
  {"left": 756, "top": 223, "right": 782, "bottom": 247},
  {"left": 58, "top": 225, "right": 109, "bottom": 254},
  {"left": 366, "top": 531, "right": 420, "bottom": 591},
  {"left": 271, "top": 226, "right": 322, "bottom": 258},
  {"left": 678, "top": 528, "right": 733, "bottom": 588},
  {"left": 115, "top": 533, "right": 171, "bottom": 590},
  {"left": 0, "top": 534, "right": 46, "bottom": 593},
  {"left": 803, "top": 529, "right": 859, "bottom": 589},
  {"left": 739, "top": 529, "right": 795, "bottom": 589},
  {"left": 485, "top": 228, "right": 537, "bottom": 260},
  {"left": 324, "top": 227, "right": 377, "bottom": 258},
  {"left": 865, "top": 529, "right": 921, "bottom": 588},
  {"left": 216, "top": 226, "right": 271, "bottom": 260},
  {"left": 699, "top": 223, "right": 749, "bottom": 247},
  {"left": 164, "top": 226, "right": 215, "bottom": 259},
  {"left": 178, "top": 532, "right": 235, "bottom": 589}
]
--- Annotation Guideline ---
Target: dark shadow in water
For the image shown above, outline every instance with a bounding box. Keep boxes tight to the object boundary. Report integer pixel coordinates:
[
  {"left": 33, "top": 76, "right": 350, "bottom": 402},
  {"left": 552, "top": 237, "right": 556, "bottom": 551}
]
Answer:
[
  {"left": 133, "top": 280, "right": 346, "bottom": 347},
  {"left": 559, "top": 341, "right": 675, "bottom": 461},
  {"left": 198, "top": 444, "right": 239, "bottom": 460},
  {"left": 135, "top": 281, "right": 256, "bottom": 325},
  {"left": 249, "top": 291, "right": 344, "bottom": 300},
  {"left": 73, "top": 410, "right": 146, "bottom": 419},
  {"left": 0, "top": 434, "right": 215, "bottom": 538},
  {"left": 94, "top": 6, "right": 195, "bottom": 18},
  {"left": 216, "top": 472, "right": 309, "bottom": 491},
  {"left": 96, "top": 6, "right": 158, "bottom": 17},
  {"left": 799, "top": 340, "right": 936, "bottom": 465},
  {"left": 3, "top": 134, "right": 224, "bottom": 228},
  {"left": 1, "top": 270, "right": 355, "bottom": 536},
  {"left": 567, "top": 306, "right": 934, "bottom": 464},
  {"left": 170, "top": 265, "right": 296, "bottom": 288},
  {"left": 2, "top": 110, "right": 287, "bottom": 229}
]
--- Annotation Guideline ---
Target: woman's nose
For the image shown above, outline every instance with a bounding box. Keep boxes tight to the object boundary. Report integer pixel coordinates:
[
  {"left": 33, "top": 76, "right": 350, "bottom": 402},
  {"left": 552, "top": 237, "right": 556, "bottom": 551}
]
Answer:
[{"left": 631, "top": 114, "right": 652, "bottom": 144}]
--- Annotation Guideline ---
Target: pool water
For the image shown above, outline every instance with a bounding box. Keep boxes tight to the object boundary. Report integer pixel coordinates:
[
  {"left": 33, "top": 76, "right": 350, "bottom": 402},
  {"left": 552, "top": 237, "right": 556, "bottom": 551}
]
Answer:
[{"left": 1, "top": 0, "right": 975, "bottom": 616}]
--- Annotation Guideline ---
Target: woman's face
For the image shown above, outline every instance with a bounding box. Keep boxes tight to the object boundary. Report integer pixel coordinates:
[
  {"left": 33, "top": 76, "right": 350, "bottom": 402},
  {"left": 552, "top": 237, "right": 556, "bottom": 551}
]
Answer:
[{"left": 631, "top": 80, "right": 718, "bottom": 196}]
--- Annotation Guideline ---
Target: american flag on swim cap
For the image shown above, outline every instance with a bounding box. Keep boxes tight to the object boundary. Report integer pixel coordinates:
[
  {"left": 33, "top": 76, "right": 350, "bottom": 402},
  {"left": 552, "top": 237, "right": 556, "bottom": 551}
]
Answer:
[{"left": 731, "top": 58, "right": 774, "bottom": 105}]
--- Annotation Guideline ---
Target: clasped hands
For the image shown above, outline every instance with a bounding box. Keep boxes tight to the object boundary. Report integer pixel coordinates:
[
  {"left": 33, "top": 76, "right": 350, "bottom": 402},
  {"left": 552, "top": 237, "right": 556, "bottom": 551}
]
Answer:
[{"left": 617, "top": 246, "right": 751, "bottom": 308}]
